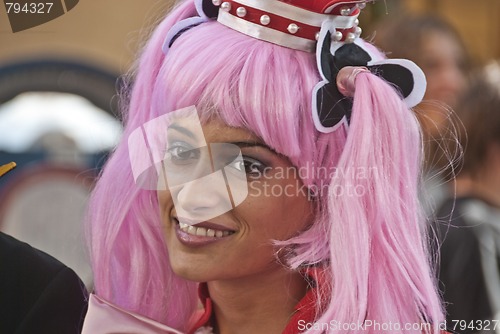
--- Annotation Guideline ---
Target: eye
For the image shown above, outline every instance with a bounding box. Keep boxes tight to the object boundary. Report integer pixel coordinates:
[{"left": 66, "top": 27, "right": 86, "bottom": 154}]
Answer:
[
  {"left": 165, "top": 142, "right": 200, "bottom": 165},
  {"left": 231, "top": 156, "right": 267, "bottom": 177}
]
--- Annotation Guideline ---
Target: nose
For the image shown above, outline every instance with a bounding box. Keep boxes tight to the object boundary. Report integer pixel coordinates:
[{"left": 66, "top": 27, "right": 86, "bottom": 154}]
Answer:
[
  {"left": 443, "top": 63, "right": 466, "bottom": 93},
  {"left": 171, "top": 170, "right": 233, "bottom": 224}
]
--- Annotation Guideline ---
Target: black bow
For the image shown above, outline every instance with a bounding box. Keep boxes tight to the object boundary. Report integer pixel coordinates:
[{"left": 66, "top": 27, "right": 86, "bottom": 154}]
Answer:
[{"left": 313, "top": 29, "right": 419, "bottom": 132}]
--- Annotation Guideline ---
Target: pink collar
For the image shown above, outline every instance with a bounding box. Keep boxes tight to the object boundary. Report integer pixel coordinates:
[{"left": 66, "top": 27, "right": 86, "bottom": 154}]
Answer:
[{"left": 82, "top": 294, "right": 184, "bottom": 334}]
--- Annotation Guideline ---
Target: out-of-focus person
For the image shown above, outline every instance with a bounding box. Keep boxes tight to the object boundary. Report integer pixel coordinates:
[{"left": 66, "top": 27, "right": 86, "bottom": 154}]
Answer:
[
  {"left": 435, "top": 62, "right": 500, "bottom": 333},
  {"left": 0, "top": 163, "right": 88, "bottom": 334},
  {"left": 374, "top": 13, "right": 471, "bottom": 214}
]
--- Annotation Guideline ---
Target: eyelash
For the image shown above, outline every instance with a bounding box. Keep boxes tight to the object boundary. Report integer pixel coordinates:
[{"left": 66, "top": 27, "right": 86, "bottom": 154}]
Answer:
[
  {"left": 165, "top": 141, "right": 268, "bottom": 177},
  {"left": 165, "top": 142, "right": 200, "bottom": 163},
  {"left": 231, "top": 156, "right": 267, "bottom": 177}
]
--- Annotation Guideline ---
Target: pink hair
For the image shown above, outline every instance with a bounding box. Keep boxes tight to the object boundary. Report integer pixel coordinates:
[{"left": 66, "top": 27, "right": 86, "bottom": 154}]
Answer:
[{"left": 86, "top": 0, "right": 444, "bottom": 332}]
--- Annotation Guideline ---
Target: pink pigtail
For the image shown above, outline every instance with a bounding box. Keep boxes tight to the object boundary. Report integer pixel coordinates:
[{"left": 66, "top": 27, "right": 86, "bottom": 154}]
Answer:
[
  {"left": 85, "top": 0, "right": 199, "bottom": 330},
  {"left": 313, "top": 72, "right": 444, "bottom": 333}
]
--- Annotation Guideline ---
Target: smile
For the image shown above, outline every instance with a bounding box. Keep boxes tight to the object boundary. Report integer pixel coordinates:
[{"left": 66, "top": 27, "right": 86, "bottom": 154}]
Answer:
[
  {"left": 173, "top": 218, "right": 236, "bottom": 247},
  {"left": 178, "top": 222, "right": 234, "bottom": 238}
]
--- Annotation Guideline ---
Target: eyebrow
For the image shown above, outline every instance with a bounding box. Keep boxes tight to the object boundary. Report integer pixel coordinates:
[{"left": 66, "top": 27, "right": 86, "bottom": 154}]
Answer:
[
  {"left": 230, "top": 141, "right": 281, "bottom": 156},
  {"left": 167, "top": 124, "right": 196, "bottom": 139},
  {"left": 167, "top": 125, "right": 281, "bottom": 156}
]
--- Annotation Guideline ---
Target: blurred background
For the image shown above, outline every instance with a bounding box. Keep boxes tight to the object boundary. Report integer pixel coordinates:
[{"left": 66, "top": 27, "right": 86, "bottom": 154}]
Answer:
[{"left": 0, "top": 0, "right": 498, "bottom": 294}]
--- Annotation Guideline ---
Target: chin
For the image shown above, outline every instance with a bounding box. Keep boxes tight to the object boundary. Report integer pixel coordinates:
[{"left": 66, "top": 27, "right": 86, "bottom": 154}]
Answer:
[
  {"left": 171, "top": 264, "right": 219, "bottom": 283},
  {"left": 168, "top": 251, "right": 216, "bottom": 282}
]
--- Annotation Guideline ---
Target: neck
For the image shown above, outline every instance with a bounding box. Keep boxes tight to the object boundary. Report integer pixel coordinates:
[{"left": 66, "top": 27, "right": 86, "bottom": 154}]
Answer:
[
  {"left": 207, "top": 266, "right": 307, "bottom": 334},
  {"left": 455, "top": 170, "right": 500, "bottom": 208},
  {"left": 454, "top": 145, "right": 500, "bottom": 208}
]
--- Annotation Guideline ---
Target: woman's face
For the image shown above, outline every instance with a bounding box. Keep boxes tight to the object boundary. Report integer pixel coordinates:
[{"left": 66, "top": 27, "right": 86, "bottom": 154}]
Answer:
[
  {"left": 158, "top": 117, "right": 314, "bottom": 282},
  {"left": 417, "top": 31, "right": 467, "bottom": 135}
]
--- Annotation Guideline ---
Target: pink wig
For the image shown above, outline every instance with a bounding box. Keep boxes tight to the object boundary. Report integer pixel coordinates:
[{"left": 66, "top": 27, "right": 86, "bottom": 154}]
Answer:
[{"left": 86, "top": 0, "right": 444, "bottom": 332}]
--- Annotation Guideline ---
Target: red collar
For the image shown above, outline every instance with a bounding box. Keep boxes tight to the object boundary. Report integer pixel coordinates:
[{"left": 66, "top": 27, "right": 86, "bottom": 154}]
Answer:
[
  {"left": 187, "top": 269, "right": 450, "bottom": 334},
  {"left": 187, "top": 283, "right": 213, "bottom": 334},
  {"left": 188, "top": 267, "right": 328, "bottom": 334}
]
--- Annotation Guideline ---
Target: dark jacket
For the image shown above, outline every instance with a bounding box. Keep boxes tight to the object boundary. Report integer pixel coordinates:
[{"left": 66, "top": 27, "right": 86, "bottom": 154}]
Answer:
[
  {"left": 0, "top": 232, "right": 88, "bottom": 334},
  {"left": 434, "top": 196, "right": 500, "bottom": 333}
]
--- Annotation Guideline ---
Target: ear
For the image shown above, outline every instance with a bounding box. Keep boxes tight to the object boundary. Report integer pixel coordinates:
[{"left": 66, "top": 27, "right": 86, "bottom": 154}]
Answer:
[
  {"left": 317, "top": 25, "right": 333, "bottom": 81},
  {"left": 162, "top": 16, "right": 207, "bottom": 53},
  {"left": 197, "top": 0, "right": 219, "bottom": 19},
  {"left": 313, "top": 24, "right": 351, "bottom": 132},
  {"left": 368, "top": 59, "right": 427, "bottom": 108},
  {"left": 162, "top": 0, "right": 218, "bottom": 54},
  {"left": 313, "top": 82, "right": 352, "bottom": 132}
]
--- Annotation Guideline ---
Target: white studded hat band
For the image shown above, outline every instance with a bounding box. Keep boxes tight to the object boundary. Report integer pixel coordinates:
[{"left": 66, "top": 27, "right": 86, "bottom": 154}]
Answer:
[
  {"left": 217, "top": 10, "right": 314, "bottom": 52},
  {"left": 213, "top": 0, "right": 361, "bottom": 52}
]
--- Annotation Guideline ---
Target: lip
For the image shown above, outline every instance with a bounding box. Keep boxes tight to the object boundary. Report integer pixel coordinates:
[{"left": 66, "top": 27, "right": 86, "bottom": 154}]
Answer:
[
  {"left": 173, "top": 218, "right": 236, "bottom": 247},
  {"left": 177, "top": 217, "right": 237, "bottom": 232}
]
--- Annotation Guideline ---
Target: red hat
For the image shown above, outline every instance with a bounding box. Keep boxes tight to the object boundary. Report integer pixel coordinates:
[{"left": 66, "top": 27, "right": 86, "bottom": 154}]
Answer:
[{"left": 213, "top": 0, "right": 366, "bottom": 52}]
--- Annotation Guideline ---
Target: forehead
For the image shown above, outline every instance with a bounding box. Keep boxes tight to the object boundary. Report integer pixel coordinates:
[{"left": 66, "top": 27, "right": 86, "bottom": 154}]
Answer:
[
  {"left": 205, "top": 119, "right": 261, "bottom": 142},
  {"left": 420, "top": 31, "right": 463, "bottom": 56},
  {"left": 169, "top": 116, "right": 262, "bottom": 144}
]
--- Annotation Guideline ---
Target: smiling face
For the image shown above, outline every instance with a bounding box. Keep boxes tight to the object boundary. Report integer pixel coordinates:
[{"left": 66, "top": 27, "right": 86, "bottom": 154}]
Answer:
[{"left": 158, "top": 117, "right": 314, "bottom": 283}]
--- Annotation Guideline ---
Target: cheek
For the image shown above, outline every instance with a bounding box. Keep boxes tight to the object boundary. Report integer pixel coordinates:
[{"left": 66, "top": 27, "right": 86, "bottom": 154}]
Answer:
[
  {"left": 157, "top": 190, "right": 173, "bottom": 218},
  {"left": 241, "top": 180, "right": 313, "bottom": 239}
]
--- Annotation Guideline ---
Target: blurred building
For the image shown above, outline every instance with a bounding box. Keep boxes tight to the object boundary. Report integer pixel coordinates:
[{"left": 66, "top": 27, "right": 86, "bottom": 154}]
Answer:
[
  {"left": 0, "top": 0, "right": 175, "bottom": 287},
  {"left": 399, "top": 0, "right": 500, "bottom": 64}
]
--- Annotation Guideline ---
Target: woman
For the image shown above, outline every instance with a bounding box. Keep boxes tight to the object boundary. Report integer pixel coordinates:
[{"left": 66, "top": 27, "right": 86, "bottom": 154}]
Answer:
[
  {"left": 435, "top": 61, "right": 500, "bottom": 332},
  {"left": 84, "top": 0, "right": 445, "bottom": 332},
  {"left": 375, "top": 14, "right": 470, "bottom": 215},
  {"left": 0, "top": 162, "right": 88, "bottom": 334},
  {"left": 375, "top": 13, "right": 469, "bottom": 145}
]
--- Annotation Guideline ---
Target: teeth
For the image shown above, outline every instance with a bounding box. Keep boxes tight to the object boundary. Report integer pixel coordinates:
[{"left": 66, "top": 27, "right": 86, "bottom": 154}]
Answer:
[{"left": 177, "top": 221, "right": 233, "bottom": 238}]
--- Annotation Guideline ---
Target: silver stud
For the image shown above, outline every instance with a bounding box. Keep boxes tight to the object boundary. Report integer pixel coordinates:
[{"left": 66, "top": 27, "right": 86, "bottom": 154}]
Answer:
[
  {"left": 354, "top": 19, "right": 360, "bottom": 26},
  {"left": 220, "top": 1, "right": 231, "bottom": 11},
  {"left": 333, "top": 31, "right": 343, "bottom": 42},
  {"left": 212, "top": 0, "right": 222, "bottom": 5},
  {"left": 287, "top": 23, "right": 299, "bottom": 34},
  {"left": 260, "top": 15, "right": 271, "bottom": 26},
  {"left": 357, "top": 2, "right": 366, "bottom": 9},
  {"left": 340, "top": 6, "right": 351, "bottom": 16},
  {"left": 315, "top": 32, "right": 320, "bottom": 40},
  {"left": 345, "top": 32, "right": 356, "bottom": 43},
  {"left": 236, "top": 6, "right": 247, "bottom": 17},
  {"left": 354, "top": 26, "right": 362, "bottom": 37}
]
